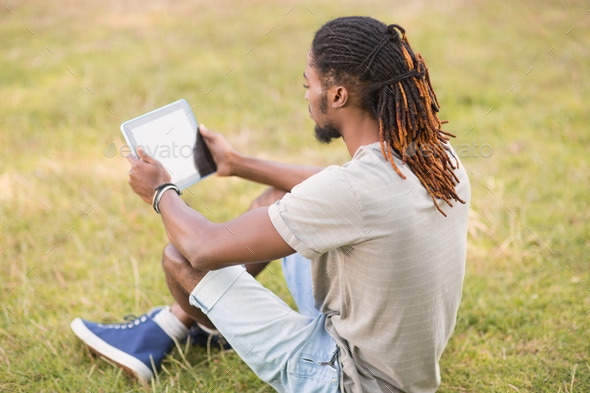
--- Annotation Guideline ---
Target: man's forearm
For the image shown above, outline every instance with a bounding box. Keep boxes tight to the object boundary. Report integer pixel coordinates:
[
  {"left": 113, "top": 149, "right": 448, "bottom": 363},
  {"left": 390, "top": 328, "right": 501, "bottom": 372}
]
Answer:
[
  {"left": 157, "top": 191, "right": 215, "bottom": 269},
  {"left": 157, "top": 190, "right": 294, "bottom": 270},
  {"left": 231, "top": 153, "right": 323, "bottom": 191}
]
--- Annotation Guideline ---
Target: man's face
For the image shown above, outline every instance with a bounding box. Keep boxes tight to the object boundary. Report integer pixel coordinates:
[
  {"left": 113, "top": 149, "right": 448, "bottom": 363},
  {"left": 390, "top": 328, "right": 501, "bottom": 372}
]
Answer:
[{"left": 304, "top": 53, "right": 342, "bottom": 144}]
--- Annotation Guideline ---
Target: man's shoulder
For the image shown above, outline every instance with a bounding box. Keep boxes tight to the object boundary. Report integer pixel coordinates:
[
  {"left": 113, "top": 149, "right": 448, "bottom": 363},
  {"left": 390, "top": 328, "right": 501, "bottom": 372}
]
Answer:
[{"left": 291, "top": 164, "right": 353, "bottom": 197}]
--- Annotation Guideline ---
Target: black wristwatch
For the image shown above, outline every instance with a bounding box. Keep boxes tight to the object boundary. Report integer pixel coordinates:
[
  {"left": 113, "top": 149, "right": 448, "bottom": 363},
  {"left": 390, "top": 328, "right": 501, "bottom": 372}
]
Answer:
[{"left": 152, "top": 183, "right": 181, "bottom": 214}]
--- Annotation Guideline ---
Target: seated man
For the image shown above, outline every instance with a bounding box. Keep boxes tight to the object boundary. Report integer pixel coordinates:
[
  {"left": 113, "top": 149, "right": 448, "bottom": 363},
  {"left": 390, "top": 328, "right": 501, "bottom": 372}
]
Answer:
[{"left": 71, "top": 16, "right": 470, "bottom": 393}]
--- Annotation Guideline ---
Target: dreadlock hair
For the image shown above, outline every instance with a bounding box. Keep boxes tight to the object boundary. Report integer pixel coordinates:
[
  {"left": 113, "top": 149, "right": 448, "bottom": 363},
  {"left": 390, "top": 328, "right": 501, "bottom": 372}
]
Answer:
[{"left": 311, "top": 16, "right": 465, "bottom": 216}]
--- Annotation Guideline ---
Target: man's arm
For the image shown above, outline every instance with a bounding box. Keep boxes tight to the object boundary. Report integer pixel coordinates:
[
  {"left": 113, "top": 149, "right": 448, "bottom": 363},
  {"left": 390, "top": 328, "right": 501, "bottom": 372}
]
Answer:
[
  {"left": 199, "top": 125, "right": 323, "bottom": 191},
  {"left": 127, "top": 147, "right": 295, "bottom": 270},
  {"left": 157, "top": 190, "right": 295, "bottom": 270}
]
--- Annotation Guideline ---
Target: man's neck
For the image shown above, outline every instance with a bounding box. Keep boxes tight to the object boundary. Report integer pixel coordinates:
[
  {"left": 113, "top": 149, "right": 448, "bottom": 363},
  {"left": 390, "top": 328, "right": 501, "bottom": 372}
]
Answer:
[{"left": 338, "top": 110, "right": 381, "bottom": 157}]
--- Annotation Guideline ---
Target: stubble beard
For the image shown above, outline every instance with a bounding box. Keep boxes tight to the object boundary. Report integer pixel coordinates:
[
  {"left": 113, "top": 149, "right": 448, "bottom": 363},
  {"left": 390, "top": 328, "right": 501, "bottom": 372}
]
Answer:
[{"left": 313, "top": 92, "right": 342, "bottom": 144}]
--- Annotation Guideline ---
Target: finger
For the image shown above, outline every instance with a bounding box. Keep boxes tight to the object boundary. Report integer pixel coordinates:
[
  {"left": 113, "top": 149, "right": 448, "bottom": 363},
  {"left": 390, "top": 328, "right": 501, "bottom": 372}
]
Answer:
[
  {"left": 199, "top": 124, "right": 211, "bottom": 137},
  {"left": 127, "top": 154, "right": 140, "bottom": 166}
]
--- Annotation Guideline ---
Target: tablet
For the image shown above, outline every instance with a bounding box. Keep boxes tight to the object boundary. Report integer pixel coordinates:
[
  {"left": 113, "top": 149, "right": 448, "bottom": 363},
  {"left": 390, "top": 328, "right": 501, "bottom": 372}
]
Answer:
[{"left": 120, "top": 99, "right": 216, "bottom": 189}]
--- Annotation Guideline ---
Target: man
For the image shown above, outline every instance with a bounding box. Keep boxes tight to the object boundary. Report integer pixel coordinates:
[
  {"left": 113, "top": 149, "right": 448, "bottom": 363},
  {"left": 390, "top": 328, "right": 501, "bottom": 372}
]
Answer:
[{"left": 71, "top": 16, "right": 470, "bottom": 392}]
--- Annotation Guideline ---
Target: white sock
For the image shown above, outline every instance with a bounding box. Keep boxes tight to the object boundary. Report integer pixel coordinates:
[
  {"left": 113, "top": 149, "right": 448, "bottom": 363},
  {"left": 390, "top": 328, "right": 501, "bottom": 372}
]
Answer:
[{"left": 152, "top": 306, "right": 190, "bottom": 341}]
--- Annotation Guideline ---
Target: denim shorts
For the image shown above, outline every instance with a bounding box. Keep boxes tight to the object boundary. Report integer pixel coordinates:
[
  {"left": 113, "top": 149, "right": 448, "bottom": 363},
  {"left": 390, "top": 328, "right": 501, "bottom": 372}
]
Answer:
[{"left": 189, "top": 254, "right": 341, "bottom": 393}]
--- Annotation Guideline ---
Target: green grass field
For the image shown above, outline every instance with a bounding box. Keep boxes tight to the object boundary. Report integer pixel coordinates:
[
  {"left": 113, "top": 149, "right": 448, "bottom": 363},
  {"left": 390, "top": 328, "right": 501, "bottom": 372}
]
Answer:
[{"left": 1, "top": 0, "right": 589, "bottom": 391}]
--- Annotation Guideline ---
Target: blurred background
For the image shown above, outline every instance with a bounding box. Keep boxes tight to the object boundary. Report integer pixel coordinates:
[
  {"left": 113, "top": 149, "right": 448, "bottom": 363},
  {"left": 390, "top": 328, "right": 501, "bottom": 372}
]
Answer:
[{"left": 1, "top": 0, "right": 589, "bottom": 391}]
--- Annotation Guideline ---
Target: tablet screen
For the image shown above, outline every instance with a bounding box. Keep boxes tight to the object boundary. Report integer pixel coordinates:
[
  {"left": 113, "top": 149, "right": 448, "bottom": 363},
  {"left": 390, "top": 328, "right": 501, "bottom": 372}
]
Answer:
[{"left": 120, "top": 99, "right": 216, "bottom": 189}]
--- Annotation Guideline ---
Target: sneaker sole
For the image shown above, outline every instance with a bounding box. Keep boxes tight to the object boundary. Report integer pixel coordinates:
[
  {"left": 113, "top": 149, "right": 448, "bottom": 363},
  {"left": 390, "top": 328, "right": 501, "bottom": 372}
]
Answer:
[{"left": 70, "top": 318, "right": 154, "bottom": 383}]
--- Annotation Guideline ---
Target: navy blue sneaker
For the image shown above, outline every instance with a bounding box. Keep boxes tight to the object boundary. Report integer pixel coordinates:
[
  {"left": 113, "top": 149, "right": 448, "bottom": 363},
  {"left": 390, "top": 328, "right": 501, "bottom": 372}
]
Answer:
[
  {"left": 70, "top": 308, "right": 174, "bottom": 383},
  {"left": 187, "top": 324, "right": 232, "bottom": 350}
]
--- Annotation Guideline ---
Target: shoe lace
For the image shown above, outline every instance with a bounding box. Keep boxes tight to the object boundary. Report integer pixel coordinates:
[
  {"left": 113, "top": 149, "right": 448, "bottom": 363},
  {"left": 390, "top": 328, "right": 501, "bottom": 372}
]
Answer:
[
  {"left": 99, "top": 315, "right": 147, "bottom": 329},
  {"left": 99, "top": 307, "right": 164, "bottom": 329},
  {"left": 122, "top": 306, "right": 165, "bottom": 322}
]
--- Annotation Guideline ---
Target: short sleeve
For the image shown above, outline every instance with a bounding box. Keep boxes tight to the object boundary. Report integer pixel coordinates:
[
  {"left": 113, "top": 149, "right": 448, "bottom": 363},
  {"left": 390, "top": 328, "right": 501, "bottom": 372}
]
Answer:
[{"left": 268, "top": 166, "right": 365, "bottom": 259}]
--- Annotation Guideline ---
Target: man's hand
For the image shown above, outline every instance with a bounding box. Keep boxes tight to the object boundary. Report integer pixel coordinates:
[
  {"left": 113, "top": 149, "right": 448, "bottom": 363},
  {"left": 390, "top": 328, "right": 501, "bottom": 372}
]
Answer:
[
  {"left": 127, "top": 148, "right": 171, "bottom": 204},
  {"left": 199, "top": 124, "right": 237, "bottom": 177},
  {"left": 199, "top": 123, "right": 323, "bottom": 191}
]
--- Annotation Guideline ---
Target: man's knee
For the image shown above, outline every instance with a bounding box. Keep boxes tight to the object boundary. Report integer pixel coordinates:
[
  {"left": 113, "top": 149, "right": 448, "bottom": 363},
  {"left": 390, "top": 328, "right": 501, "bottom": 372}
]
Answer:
[
  {"left": 249, "top": 187, "right": 288, "bottom": 211},
  {"left": 162, "top": 243, "right": 195, "bottom": 282},
  {"left": 162, "top": 243, "right": 207, "bottom": 293},
  {"left": 162, "top": 243, "right": 186, "bottom": 271}
]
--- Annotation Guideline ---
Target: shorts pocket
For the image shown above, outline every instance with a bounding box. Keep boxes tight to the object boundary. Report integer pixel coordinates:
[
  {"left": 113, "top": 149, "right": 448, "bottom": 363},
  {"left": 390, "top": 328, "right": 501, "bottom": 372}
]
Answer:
[{"left": 287, "top": 344, "right": 340, "bottom": 384}]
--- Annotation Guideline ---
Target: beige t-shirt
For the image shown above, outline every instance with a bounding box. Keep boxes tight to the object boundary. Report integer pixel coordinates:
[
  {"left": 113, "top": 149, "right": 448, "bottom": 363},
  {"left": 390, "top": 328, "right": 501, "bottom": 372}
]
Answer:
[{"left": 268, "top": 142, "right": 470, "bottom": 393}]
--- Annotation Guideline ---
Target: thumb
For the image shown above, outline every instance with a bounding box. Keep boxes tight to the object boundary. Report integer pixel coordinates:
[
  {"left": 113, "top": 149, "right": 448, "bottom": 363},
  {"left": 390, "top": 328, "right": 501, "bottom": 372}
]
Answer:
[{"left": 137, "top": 146, "right": 154, "bottom": 163}]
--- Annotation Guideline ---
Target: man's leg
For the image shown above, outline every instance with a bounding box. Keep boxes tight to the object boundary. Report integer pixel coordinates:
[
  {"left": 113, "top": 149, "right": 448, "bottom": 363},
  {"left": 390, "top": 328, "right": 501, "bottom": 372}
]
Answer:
[
  {"left": 165, "top": 187, "right": 287, "bottom": 329},
  {"left": 162, "top": 243, "right": 213, "bottom": 328},
  {"left": 281, "top": 253, "right": 319, "bottom": 318},
  {"left": 70, "top": 187, "right": 289, "bottom": 383},
  {"left": 181, "top": 252, "right": 340, "bottom": 392},
  {"left": 167, "top": 258, "right": 272, "bottom": 328}
]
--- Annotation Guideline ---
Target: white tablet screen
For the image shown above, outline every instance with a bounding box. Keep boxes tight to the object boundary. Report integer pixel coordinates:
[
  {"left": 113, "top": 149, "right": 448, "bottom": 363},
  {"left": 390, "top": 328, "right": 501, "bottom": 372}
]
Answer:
[{"left": 131, "top": 109, "right": 196, "bottom": 183}]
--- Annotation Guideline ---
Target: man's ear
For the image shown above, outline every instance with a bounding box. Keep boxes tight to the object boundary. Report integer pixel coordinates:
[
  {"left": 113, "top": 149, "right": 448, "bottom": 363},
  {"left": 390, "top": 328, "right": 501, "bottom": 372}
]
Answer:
[{"left": 330, "top": 86, "right": 348, "bottom": 108}]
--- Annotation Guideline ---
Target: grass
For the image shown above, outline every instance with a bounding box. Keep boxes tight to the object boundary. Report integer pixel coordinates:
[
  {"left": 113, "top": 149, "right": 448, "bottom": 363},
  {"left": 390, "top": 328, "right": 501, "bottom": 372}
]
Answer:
[{"left": 1, "top": 0, "right": 589, "bottom": 391}]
